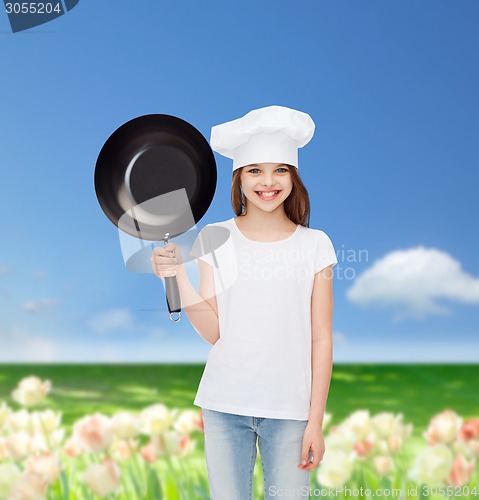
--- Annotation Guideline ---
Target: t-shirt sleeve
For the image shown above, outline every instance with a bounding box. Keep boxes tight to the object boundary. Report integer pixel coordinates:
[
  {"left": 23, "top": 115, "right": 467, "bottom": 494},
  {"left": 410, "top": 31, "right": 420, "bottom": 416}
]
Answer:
[
  {"left": 315, "top": 230, "right": 338, "bottom": 273},
  {"left": 189, "top": 225, "right": 215, "bottom": 267}
]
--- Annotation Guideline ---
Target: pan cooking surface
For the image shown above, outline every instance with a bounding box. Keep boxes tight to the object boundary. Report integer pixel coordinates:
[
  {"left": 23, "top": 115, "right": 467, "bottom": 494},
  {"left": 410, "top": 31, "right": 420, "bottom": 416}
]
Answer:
[
  {"left": 128, "top": 144, "right": 198, "bottom": 206},
  {"left": 95, "top": 114, "right": 216, "bottom": 240}
]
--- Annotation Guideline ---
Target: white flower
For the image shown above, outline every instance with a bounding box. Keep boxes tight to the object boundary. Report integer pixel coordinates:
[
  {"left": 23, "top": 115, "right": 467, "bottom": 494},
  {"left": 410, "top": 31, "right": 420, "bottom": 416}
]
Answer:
[
  {"left": 0, "top": 436, "right": 10, "bottom": 460},
  {"left": 173, "top": 409, "right": 202, "bottom": 435},
  {"left": 371, "top": 412, "right": 403, "bottom": 439},
  {"left": 324, "top": 426, "right": 356, "bottom": 453},
  {"left": 0, "top": 463, "right": 22, "bottom": 499},
  {"left": 31, "top": 428, "right": 65, "bottom": 453},
  {"left": 316, "top": 449, "right": 355, "bottom": 488},
  {"left": 153, "top": 430, "right": 196, "bottom": 457},
  {"left": 139, "top": 404, "right": 177, "bottom": 436},
  {"left": 83, "top": 459, "right": 121, "bottom": 497},
  {"left": 111, "top": 411, "right": 141, "bottom": 439},
  {"left": 408, "top": 443, "right": 453, "bottom": 486},
  {"left": 11, "top": 377, "right": 51, "bottom": 407},
  {"left": 32, "top": 410, "right": 62, "bottom": 434},
  {"left": 424, "top": 410, "right": 463, "bottom": 445},
  {"left": 7, "top": 471, "right": 48, "bottom": 500},
  {"left": 7, "top": 410, "right": 34, "bottom": 433},
  {"left": 342, "top": 410, "right": 371, "bottom": 440},
  {"left": 0, "top": 402, "right": 13, "bottom": 430},
  {"left": 5, "top": 431, "right": 33, "bottom": 460}
]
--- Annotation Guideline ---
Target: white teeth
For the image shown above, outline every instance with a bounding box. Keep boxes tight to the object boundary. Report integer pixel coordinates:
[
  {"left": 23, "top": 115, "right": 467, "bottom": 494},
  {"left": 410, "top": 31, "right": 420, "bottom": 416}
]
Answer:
[{"left": 257, "top": 191, "right": 279, "bottom": 197}]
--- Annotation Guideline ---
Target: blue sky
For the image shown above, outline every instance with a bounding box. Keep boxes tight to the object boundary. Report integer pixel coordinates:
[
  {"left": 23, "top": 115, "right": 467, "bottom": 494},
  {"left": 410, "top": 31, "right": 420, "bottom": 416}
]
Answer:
[{"left": 0, "top": 0, "right": 478, "bottom": 362}]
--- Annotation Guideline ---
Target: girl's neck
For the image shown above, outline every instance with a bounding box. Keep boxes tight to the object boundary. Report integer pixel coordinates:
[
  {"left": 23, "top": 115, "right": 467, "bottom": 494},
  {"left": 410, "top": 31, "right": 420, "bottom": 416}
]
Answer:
[{"left": 236, "top": 208, "right": 296, "bottom": 232}]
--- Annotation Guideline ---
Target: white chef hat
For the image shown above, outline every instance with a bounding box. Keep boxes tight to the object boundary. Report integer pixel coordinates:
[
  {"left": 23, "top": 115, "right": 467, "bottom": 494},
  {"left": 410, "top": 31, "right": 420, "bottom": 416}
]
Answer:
[{"left": 210, "top": 105, "right": 315, "bottom": 172}]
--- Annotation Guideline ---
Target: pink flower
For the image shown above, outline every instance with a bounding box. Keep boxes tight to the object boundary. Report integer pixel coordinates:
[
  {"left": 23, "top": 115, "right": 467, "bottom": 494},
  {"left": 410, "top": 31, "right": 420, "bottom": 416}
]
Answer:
[
  {"left": 152, "top": 431, "right": 196, "bottom": 457},
  {"left": 447, "top": 455, "right": 476, "bottom": 486},
  {"left": 73, "top": 413, "right": 114, "bottom": 453},
  {"left": 83, "top": 458, "right": 120, "bottom": 497},
  {"left": 62, "top": 434, "right": 87, "bottom": 458},
  {"left": 468, "top": 440, "right": 479, "bottom": 458},
  {"left": 24, "top": 451, "right": 61, "bottom": 484},
  {"left": 388, "top": 434, "right": 403, "bottom": 453},
  {"left": 140, "top": 443, "right": 158, "bottom": 464},
  {"left": 373, "top": 455, "right": 394, "bottom": 477},
  {"left": 353, "top": 438, "right": 375, "bottom": 458},
  {"left": 459, "top": 418, "right": 479, "bottom": 441},
  {"left": 423, "top": 410, "right": 463, "bottom": 445},
  {"left": 110, "top": 438, "right": 138, "bottom": 461},
  {"left": 8, "top": 471, "right": 49, "bottom": 500}
]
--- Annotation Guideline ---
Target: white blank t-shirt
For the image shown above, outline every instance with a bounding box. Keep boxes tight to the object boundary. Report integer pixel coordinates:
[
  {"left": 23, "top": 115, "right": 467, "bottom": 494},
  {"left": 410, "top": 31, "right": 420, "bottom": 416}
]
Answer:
[{"left": 189, "top": 217, "right": 338, "bottom": 420}]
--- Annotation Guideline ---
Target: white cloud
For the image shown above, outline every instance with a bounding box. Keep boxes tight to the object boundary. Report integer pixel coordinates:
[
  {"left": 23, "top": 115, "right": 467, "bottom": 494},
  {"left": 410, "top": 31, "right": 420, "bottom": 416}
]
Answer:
[
  {"left": 22, "top": 297, "right": 61, "bottom": 313},
  {"left": 0, "top": 266, "right": 12, "bottom": 274},
  {"left": 88, "top": 308, "right": 136, "bottom": 335},
  {"left": 346, "top": 246, "right": 479, "bottom": 320},
  {"left": 0, "top": 326, "right": 57, "bottom": 362}
]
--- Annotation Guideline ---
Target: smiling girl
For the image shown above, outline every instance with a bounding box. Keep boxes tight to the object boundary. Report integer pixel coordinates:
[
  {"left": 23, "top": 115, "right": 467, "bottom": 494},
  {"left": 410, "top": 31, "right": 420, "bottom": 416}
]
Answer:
[{"left": 151, "top": 105, "right": 338, "bottom": 499}]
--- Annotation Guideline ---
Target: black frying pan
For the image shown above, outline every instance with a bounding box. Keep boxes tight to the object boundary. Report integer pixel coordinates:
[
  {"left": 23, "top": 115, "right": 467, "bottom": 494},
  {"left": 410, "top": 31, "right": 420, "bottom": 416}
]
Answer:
[{"left": 94, "top": 114, "right": 217, "bottom": 322}]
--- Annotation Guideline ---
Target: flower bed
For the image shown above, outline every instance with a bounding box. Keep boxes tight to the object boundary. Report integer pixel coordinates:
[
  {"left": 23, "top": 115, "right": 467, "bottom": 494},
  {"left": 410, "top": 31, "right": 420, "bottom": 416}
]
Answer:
[{"left": 0, "top": 376, "right": 478, "bottom": 499}]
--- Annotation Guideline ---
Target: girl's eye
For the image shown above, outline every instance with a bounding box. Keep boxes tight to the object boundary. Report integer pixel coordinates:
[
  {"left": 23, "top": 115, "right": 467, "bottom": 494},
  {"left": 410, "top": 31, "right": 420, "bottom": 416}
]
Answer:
[{"left": 248, "top": 167, "right": 289, "bottom": 173}]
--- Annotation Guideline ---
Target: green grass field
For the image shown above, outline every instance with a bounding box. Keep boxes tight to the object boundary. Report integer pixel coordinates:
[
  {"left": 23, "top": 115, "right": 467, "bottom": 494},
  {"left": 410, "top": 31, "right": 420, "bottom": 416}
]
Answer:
[
  {"left": 1, "top": 363, "right": 478, "bottom": 499},
  {"left": 2, "top": 363, "right": 478, "bottom": 434}
]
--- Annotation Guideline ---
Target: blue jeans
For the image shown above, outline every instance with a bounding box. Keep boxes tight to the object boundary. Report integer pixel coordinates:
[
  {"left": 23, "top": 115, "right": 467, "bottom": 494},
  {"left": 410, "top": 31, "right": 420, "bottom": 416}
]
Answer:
[{"left": 201, "top": 408, "right": 311, "bottom": 499}]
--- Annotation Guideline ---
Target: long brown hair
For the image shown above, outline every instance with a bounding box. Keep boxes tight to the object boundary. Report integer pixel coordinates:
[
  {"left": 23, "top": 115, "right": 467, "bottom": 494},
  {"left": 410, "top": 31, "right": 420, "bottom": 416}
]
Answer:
[{"left": 231, "top": 165, "right": 311, "bottom": 227}]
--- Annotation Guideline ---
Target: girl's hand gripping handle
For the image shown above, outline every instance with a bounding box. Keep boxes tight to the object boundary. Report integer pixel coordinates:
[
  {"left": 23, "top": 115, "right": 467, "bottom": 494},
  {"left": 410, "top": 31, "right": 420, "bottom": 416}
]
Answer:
[{"left": 151, "top": 239, "right": 183, "bottom": 322}]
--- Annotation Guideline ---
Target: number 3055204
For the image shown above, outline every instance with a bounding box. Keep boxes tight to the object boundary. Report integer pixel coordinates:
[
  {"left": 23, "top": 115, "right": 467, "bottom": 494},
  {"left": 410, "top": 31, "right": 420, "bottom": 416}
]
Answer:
[{"left": 5, "top": 3, "right": 62, "bottom": 14}]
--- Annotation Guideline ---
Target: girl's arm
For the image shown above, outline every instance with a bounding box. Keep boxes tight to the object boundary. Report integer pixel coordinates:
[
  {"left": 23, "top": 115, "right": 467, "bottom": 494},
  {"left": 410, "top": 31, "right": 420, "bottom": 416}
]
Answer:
[
  {"left": 308, "top": 265, "right": 334, "bottom": 427},
  {"left": 176, "top": 261, "right": 220, "bottom": 346}
]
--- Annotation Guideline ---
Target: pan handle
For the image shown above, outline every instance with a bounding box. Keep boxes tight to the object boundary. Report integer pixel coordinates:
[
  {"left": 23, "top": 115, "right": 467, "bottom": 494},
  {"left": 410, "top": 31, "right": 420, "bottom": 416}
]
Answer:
[{"left": 164, "top": 233, "right": 182, "bottom": 322}]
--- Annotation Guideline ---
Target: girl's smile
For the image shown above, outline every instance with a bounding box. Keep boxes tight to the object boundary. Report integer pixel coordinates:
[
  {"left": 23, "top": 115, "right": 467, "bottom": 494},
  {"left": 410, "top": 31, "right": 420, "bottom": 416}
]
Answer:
[{"left": 254, "top": 190, "right": 282, "bottom": 201}]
